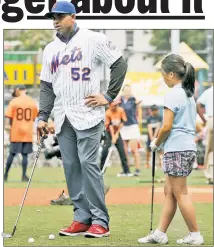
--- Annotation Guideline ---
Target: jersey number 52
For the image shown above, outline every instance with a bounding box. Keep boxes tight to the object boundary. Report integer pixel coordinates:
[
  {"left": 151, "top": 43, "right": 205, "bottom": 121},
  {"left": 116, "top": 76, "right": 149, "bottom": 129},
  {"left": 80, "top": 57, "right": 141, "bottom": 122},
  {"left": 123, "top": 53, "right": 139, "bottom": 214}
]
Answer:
[{"left": 71, "top": 67, "right": 91, "bottom": 81}]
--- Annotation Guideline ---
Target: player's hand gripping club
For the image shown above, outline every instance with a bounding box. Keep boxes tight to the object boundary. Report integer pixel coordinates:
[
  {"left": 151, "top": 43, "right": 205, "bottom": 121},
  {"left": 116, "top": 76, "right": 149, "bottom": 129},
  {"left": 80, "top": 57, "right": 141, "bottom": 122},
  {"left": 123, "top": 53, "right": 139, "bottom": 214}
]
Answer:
[
  {"left": 85, "top": 93, "right": 109, "bottom": 107},
  {"left": 37, "top": 120, "right": 49, "bottom": 144}
]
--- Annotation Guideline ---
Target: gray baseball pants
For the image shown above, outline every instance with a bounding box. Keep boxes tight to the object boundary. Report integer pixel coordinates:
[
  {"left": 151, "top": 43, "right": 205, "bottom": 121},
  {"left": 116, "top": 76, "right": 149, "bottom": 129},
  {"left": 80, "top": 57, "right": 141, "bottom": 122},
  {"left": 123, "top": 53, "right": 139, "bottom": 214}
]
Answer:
[{"left": 57, "top": 116, "right": 109, "bottom": 229}]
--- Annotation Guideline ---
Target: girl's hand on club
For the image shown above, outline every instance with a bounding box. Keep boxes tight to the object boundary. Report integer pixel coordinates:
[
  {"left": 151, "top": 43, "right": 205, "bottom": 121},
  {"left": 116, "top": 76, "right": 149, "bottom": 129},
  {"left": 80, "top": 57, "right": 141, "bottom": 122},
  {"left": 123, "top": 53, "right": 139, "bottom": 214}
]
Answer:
[{"left": 150, "top": 138, "right": 160, "bottom": 152}]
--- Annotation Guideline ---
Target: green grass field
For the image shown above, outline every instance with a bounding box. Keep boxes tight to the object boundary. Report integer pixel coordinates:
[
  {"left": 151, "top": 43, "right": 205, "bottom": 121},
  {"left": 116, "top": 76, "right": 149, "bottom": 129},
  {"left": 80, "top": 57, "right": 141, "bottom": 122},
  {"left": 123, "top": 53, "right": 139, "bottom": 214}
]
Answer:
[
  {"left": 4, "top": 204, "right": 213, "bottom": 246},
  {"left": 4, "top": 165, "right": 210, "bottom": 189},
  {"left": 3, "top": 166, "right": 213, "bottom": 246}
]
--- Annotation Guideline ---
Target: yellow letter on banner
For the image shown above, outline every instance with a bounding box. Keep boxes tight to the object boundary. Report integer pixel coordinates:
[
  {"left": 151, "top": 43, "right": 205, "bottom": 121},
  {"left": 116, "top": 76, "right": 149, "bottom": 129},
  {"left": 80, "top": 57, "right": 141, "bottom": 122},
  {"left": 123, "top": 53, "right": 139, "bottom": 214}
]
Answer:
[{"left": 4, "top": 64, "right": 42, "bottom": 85}]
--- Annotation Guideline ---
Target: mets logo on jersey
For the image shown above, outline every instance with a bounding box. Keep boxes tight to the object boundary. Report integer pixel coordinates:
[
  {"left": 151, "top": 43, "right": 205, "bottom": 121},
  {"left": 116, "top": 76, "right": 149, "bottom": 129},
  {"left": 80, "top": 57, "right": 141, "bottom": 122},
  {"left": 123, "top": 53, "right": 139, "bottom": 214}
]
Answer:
[
  {"left": 106, "top": 40, "right": 116, "bottom": 50},
  {"left": 51, "top": 46, "right": 83, "bottom": 74}
]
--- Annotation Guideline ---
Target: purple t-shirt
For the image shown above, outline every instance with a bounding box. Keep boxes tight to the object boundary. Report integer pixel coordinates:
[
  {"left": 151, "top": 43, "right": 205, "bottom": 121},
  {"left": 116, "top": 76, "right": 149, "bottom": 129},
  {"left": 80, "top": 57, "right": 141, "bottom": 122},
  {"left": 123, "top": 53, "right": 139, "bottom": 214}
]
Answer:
[{"left": 120, "top": 97, "right": 138, "bottom": 126}]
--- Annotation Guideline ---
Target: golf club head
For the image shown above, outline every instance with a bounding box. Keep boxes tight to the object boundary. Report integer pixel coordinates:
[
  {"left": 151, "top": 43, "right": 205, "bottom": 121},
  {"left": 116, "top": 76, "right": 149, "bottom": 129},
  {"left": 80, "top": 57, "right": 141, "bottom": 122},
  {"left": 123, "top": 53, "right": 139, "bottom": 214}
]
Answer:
[{"left": 1, "top": 232, "right": 12, "bottom": 238}]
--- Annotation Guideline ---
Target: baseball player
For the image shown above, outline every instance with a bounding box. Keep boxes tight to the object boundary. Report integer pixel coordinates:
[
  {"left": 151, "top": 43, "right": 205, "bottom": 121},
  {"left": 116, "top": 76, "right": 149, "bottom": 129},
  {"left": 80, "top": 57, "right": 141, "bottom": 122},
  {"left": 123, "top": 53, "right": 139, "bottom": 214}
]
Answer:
[
  {"left": 37, "top": 1, "right": 127, "bottom": 238},
  {"left": 100, "top": 100, "right": 132, "bottom": 177},
  {"left": 4, "top": 85, "right": 38, "bottom": 182}
]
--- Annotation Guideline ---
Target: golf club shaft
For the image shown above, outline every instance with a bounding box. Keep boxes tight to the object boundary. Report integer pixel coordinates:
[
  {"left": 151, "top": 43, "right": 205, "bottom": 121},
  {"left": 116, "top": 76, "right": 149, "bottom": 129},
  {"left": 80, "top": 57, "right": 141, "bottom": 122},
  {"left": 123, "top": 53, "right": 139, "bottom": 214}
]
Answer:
[
  {"left": 152, "top": 151, "right": 156, "bottom": 178},
  {"left": 150, "top": 151, "right": 156, "bottom": 232},
  {"left": 12, "top": 140, "right": 43, "bottom": 232},
  {"left": 101, "top": 146, "right": 113, "bottom": 175},
  {"left": 11, "top": 226, "right": 16, "bottom": 237}
]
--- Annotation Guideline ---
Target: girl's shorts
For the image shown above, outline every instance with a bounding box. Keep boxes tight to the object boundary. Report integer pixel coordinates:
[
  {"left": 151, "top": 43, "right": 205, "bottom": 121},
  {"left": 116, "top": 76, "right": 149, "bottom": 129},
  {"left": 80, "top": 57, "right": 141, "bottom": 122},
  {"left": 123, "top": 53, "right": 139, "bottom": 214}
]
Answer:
[{"left": 163, "top": 151, "right": 196, "bottom": 177}]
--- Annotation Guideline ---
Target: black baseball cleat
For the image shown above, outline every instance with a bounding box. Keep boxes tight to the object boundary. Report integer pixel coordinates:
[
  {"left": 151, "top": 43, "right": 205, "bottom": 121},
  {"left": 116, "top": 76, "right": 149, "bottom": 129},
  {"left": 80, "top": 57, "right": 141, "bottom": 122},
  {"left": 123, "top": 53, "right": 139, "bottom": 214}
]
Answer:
[
  {"left": 134, "top": 169, "right": 141, "bottom": 176},
  {"left": 22, "top": 175, "right": 29, "bottom": 182},
  {"left": 51, "top": 186, "right": 110, "bottom": 206},
  {"left": 50, "top": 190, "right": 73, "bottom": 205},
  {"left": 4, "top": 174, "right": 8, "bottom": 182}
]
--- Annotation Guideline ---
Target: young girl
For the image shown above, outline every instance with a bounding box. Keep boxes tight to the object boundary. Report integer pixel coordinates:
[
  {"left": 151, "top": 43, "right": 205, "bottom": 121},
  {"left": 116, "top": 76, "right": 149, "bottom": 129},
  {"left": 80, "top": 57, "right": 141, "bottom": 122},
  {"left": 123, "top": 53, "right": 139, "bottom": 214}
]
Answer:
[{"left": 138, "top": 54, "right": 204, "bottom": 245}]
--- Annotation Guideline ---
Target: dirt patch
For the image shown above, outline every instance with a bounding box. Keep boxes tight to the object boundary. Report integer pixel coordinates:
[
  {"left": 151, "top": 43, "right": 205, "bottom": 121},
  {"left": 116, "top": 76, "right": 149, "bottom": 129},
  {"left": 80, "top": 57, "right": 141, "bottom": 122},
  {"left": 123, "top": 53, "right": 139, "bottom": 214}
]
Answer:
[{"left": 4, "top": 187, "right": 213, "bottom": 206}]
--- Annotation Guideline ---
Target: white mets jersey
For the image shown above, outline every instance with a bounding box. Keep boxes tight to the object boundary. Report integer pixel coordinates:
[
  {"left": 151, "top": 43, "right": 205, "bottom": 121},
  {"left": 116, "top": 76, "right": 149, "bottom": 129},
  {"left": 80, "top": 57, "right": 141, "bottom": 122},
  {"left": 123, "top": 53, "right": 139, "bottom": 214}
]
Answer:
[{"left": 40, "top": 29, "right": 122, "bottom": 134}]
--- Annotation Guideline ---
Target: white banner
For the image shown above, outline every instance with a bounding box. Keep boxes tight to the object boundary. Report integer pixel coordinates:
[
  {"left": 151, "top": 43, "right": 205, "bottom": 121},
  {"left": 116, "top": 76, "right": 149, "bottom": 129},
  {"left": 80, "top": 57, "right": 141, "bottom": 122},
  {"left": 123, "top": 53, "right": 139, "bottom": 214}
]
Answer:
[{"left": 0, "top": 0, "right": 214, "bottom": 29}]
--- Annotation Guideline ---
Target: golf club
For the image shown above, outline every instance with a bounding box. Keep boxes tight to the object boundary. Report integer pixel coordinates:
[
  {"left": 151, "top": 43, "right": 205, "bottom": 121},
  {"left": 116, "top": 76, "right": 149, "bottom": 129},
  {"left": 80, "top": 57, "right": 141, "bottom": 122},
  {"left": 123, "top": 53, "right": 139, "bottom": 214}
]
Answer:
[
  {"left": 150, "top": 151, "right": 156, "bottom": 233},
  {"left": 2, "top": 135, "right": 47, "bottom": 239},
  {"left": 101, "top": 146, "right": 113, "bottom": 175}
]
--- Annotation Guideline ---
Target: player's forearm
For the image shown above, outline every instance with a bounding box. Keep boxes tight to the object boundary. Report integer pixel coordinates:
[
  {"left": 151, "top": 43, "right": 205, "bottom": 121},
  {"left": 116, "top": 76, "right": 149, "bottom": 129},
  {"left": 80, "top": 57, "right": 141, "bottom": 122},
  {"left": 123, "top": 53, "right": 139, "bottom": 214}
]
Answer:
[
  {"left": 154, "top": 128, "right": 160, "bottom": 138},
  {"left": 197, "top": 103, "right": 207, "bottom": 124},
  {"left": 148, "top": 126, "right": 153, "bottom": 140},
  {"left": 155, "top": 126, "right": 171, "bottom": 147},
  {"left": 115, "top": 123, "right": 124, "bottom": 135},
  {"left": 154, "top": 124, "right": 161, "bottom": 138},
  {"left": 109, "top": 125, "right": 115, "bottom": 138},
  {"left": 104, "top": 56, "right": 127, "bottom": 102},
  {"left": 38, "top": 80, "right": 56, "bottom": 122}
]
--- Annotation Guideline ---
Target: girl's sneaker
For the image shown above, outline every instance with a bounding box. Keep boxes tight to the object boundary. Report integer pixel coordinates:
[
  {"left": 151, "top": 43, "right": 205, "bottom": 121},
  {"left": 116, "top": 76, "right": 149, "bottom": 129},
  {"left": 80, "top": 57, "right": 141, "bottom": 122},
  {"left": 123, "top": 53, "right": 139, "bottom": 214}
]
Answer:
[
  {"left": 177, "top": 233, "right": 204, "bottom": 245},
  {"left": 134, "top": 169, "right": 141, "bottom": 176},
  {"left": 117, "top": 172, "right": 133, "bottom": 177},
  {"left": 138, "top": 232, "right": 168, "bottom": 244}
]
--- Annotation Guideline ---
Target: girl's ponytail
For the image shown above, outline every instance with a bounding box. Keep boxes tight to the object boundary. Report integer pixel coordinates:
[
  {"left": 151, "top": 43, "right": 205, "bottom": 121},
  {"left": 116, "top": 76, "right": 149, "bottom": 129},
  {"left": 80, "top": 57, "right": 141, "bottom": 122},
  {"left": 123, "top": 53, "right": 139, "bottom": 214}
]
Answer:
[{"left": 182, "top": 62, "right": 195, "bottom": 97}]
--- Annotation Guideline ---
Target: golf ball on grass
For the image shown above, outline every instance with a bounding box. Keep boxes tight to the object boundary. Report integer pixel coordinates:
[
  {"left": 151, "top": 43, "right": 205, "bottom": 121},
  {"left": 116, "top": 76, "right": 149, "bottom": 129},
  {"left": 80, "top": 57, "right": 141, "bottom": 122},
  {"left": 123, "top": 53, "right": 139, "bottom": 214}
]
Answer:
[
  {"left": 49, "top": 234, "right": 55, "bottom": 240},
  {"left": 28, "top": 238, "right": 35, "bottom": 243}
]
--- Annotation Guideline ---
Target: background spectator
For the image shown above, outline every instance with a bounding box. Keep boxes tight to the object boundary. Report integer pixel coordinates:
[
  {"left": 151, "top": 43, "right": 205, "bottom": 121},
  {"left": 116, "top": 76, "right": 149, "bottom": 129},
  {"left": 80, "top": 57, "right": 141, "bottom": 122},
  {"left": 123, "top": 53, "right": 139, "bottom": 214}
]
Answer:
[
  {"left": 197, "top": 86, "right": 213, "bottom": 184},
  {"left": 119, "top": 85, "right": 142, "bottom": 176},
  {"left": 145, "top": 105, "right": 163, "bottom": 169}
]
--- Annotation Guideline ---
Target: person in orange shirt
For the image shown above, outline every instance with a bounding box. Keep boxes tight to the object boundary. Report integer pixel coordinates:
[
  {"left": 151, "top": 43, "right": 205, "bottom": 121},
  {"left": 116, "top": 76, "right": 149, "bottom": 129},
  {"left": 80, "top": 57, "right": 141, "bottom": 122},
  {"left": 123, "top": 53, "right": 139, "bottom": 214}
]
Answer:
[
  {"left": 4, "top": 85, "right": 38, "bottom": 182},
  {"left": 100, "top": 100, "right": 132, "bottom": 177}
]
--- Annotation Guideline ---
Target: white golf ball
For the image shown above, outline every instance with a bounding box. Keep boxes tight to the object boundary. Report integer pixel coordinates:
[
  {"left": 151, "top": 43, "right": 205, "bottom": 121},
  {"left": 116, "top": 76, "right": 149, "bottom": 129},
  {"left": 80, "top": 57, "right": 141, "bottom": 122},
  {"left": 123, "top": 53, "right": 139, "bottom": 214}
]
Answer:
[
  {"left": 28, "top": 238, "right": 34, "bottom": 243},
  {"left": 49, "top": 234, "right": 55, "bottom": 240}
]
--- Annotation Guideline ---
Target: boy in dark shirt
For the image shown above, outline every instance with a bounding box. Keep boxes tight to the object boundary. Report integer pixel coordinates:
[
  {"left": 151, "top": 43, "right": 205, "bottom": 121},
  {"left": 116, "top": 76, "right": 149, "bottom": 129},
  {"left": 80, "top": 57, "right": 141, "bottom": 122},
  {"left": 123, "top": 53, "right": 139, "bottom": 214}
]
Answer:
[{"left": 145, "top": 105, "right": 162, "bottom": 168}]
